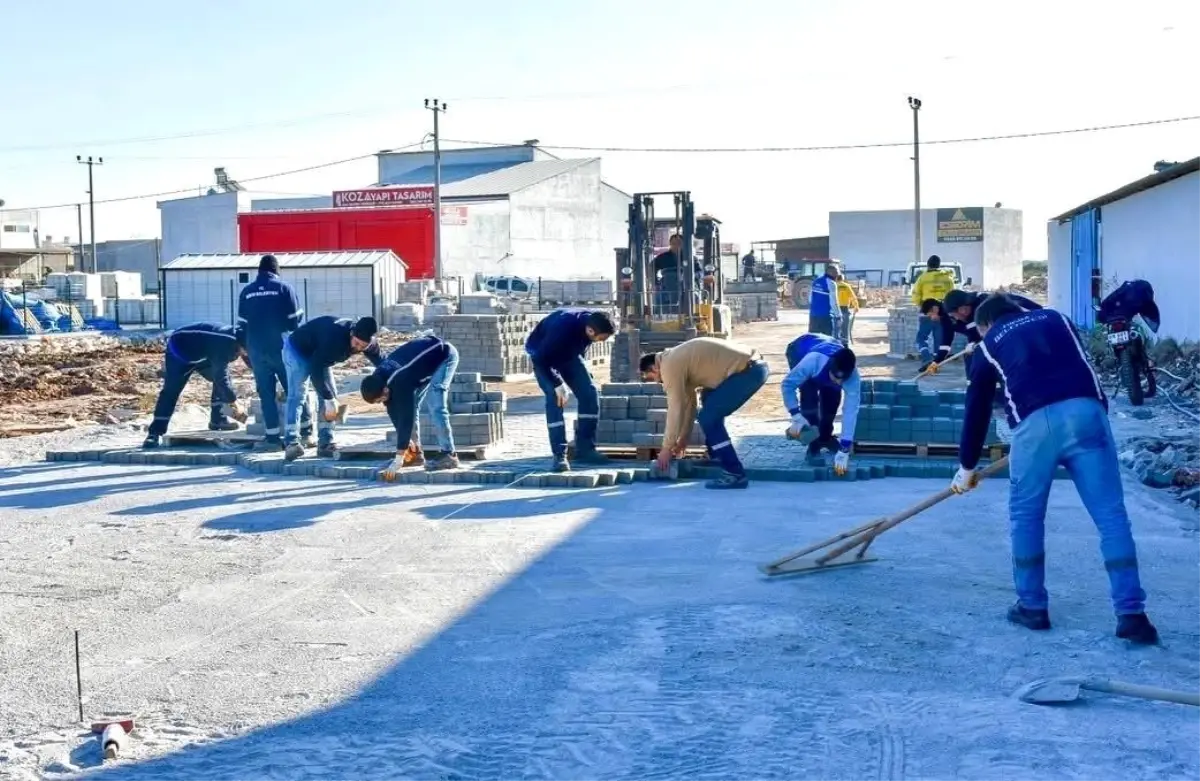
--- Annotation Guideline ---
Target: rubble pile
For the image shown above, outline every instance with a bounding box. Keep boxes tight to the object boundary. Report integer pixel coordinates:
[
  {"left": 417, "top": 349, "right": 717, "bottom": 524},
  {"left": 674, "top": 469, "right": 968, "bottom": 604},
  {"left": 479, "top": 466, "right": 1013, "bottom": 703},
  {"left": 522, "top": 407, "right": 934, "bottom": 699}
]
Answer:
[
  {"left": 997, "top": 276, "right": 1048, "bottom": 300},
  {"left": 859, "top": 286, "right": 899, "bottom": 308},
  {"left": 1119, "top": 437, "right": 1200, "bottom": 508}
]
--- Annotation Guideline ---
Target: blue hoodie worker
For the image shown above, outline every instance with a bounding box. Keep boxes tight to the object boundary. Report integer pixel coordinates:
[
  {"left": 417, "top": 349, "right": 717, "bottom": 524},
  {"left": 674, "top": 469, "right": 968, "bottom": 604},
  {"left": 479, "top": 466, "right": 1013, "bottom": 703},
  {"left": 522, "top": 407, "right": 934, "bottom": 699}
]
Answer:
[
  {"left": 930, "top": 289, "right": 1042, "bottom": 374},
  {"left": 807, "top": 264, "right": 842, "bottom": 337},
  {"left": 282, "top": 315, "right": 382, "bottom": 461},
  {"left": 525, "top": 307, "right": 616, "bottom": 471},
  {"left": 360, "top": 334, "right": 461, "bottom": 475},
  {"left": 953, "top": 295, "right": 1158, "bottom": 646},
  {"left": 143, "top": 322, "right": 250, "bottom": 448},
  {"left": 781, "top": 333, "right": 860, "bottom": 476},
  {"left": 236, "top": 254, "right": 312, "bottom": 452}
]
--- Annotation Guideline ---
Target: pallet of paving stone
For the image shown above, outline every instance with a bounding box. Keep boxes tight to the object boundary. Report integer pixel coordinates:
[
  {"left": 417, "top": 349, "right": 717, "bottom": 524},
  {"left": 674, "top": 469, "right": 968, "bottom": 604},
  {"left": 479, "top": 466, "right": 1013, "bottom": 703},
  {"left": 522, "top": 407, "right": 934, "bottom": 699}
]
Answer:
[
  {"left": 162, "top": 430, "right": 260, "bottom": 448},
  {"left": 853, "top": 441, "right": 1008, "bottom": 459},
  {"left": 569, "top": 444, "right": 710, "bottom": 462},
  {"left": 333, "top": 443, "right": 492, "bottom": 462}
]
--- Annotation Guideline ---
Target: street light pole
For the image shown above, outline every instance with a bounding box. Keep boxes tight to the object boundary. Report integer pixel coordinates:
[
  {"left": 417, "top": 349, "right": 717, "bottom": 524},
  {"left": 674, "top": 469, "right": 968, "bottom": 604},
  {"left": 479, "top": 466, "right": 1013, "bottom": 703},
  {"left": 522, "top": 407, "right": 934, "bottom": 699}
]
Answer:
[
  {"left": 907, "top": 97, "right": 922, "bottom": 268},
  {"left": 424, "top": 98, "right": 447, "bottom": 283},
  {"left": 76, "top": 155, "right": 104, "bottom": 273}
]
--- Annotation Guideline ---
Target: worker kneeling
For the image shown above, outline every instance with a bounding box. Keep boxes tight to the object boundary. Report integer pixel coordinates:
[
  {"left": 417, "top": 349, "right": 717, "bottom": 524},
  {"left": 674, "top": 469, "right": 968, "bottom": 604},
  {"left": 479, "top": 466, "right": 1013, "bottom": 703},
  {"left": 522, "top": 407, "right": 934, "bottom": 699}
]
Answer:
[
  {"left": 781, "top": 333, "right": 860, "bottom": 476},
  {"left": 360, "top": 333, "right": 461, "bottom": 476},
  {"left": 950, "top": 294, "right": 1158, "bottom": 645},
  {"left": 143, "top": 322, "right": 251, "bottom": 449},
  {"left": 640, "top": 337, "right": 769, "bottom": 490},
  {"left": 525, "top": 308, "right": 616, "bottom": 472}
]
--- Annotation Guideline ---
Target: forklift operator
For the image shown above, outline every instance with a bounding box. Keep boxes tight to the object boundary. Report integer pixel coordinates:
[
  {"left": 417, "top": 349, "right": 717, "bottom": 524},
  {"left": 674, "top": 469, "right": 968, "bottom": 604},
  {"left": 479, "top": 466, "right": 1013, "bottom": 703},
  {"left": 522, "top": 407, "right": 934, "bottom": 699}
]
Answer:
[{"left": 653, "top": 234, "right": 703, "bottom": 310}]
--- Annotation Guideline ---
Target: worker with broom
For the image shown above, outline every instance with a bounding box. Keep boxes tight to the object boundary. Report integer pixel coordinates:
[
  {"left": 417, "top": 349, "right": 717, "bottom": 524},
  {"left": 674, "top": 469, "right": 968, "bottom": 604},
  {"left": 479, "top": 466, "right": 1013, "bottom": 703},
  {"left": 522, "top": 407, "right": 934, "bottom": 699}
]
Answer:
[
  {"left": 143, "top": 322, "right": 251, "bottom": 449},
  {"left": 951, "top": 294, "right": 1158, "bottom": 646},
  {"left": 282, "top": 315, "right": 382, "bottom": 461},
  {"left": 525, "top": 307, "right": 617, "bottom": 472},
  {"left": 781, "top": 333, "right": 860, "bottom": 476},
  {"left": 639, "top": 336, "right": 769, "bottom": 490},
  {"left": 928, "top": 288, "right": 1042, "bottom": 375},
  {"left": 359, "top": 332, "right": 461, "bottom": 475}
]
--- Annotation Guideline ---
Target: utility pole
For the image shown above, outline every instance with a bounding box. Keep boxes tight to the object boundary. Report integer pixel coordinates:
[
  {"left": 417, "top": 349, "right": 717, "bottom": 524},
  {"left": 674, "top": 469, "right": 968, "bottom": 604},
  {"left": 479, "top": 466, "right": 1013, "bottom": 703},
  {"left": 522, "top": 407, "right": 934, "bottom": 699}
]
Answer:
[
  {"left": 76, "top": 204, "right": 85, "bottom": 271},
  {"left": 424, "top": 98, "right": 447, "bottom": 283},
  {"left": 76, "top": 156, "right": 103, "bottom": 273},
  {"left": 907, "top": 97, "right": 923, "bottom": 267}
]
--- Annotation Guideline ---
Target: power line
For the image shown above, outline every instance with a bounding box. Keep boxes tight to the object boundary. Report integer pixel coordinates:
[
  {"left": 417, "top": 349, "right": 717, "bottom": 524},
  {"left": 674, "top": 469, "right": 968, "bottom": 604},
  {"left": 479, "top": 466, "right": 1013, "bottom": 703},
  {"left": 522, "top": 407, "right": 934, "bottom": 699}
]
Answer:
[{"left": 446, "top": 114, "right": 1200, "bottom": 153}]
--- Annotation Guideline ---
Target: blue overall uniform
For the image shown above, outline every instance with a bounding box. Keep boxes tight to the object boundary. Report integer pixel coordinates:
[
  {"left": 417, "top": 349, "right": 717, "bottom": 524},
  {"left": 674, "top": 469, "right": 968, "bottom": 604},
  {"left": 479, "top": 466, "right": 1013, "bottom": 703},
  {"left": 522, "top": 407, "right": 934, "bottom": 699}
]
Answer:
[
  {"left": 237, "top": 270, "right": 309, "bottom": 442},
  {"left": 282, "top": 316, "right": 382, "bottom": 447},
  {"left": 366, "top": 335, "right": 459, "bottom": 454},
  {"left": 148, "top": 323, "right": 246, "bottom": 437},
  {"left": 525, "top": 308, "right": 602, "bottom": 458},
  {"left": 807, "top": 275, "right": 841, "bottom": 337},
  {"left": 781, "top": 333, "right": 860, "bottom": 449},
  {"left": 960, "top": 308, "right": 1146, "bottom": 616}
]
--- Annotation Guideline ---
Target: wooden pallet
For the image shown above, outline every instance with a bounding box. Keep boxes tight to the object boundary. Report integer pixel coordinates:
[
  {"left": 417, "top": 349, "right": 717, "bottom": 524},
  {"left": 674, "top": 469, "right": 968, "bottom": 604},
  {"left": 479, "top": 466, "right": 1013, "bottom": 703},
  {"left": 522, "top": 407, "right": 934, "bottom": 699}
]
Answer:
[
  {"left": 853, "top": 441, "right": 1007, "bottom": 460},
  {"left": 162, "top": 430, "right": 260, "bottom": 448},
  {"left": 333, "top": 443, "right": 491, "bottom": 462},
  {"left": 574, "top": 444, "right": 711, "bottom": 462}
]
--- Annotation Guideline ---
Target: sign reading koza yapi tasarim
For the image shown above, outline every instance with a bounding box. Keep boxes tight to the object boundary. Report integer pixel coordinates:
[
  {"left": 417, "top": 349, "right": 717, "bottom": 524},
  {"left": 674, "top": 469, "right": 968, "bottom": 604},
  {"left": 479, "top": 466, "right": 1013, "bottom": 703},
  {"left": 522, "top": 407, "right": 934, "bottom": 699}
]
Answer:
[{"left": 332, "top": 186, "right": 435, "bottom": 208}]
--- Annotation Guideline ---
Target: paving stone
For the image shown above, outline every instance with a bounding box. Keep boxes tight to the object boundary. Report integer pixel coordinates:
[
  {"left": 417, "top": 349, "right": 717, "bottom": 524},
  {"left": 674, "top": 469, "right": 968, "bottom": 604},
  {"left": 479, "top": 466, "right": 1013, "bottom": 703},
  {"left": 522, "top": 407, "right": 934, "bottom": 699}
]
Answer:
[
  {"left": 569, "top": 474, "right": 601, "bottom": 488},
  {"left": 544, "top": 473, "right": 571, "bottom": 488}
]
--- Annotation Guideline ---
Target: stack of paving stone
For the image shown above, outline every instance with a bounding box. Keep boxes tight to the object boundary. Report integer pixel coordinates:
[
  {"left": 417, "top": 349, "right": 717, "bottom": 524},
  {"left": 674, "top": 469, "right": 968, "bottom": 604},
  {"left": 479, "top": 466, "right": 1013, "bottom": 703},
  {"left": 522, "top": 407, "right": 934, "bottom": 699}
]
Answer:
[
  {"left": 398, "top": 281, "right": 433, "bottom": 303},
  {"left": 574, "top": 382, "right": 705, "bottom": 449},
  {"left": 887, "top": 303, "right": 968, "bottom": 358},
  {"left": 427, "top": 313, "right": 545, "bottom": 377},
  {"left": 852, "top": 378, "right": 1001, "bottom": 446},
  {"left": 383, "top": 372, "right": 507, "bottom": 450},
  {"left": 383, "top": 302, "right": 424, "bottom": 331},
  {"left": 725, "top": 280, "right": 779, "bottom": 323}
]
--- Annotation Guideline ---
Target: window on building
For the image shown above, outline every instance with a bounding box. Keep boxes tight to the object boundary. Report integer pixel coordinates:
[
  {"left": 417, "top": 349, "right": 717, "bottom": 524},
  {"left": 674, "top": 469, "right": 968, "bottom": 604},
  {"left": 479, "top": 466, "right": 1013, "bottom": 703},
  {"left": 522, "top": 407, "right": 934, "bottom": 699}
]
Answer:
[
  {"left": 237, "top": 272, "right": 250, "bottom": 284},
  {"left": 3, "top": 224, "right": 32, "bottom": 233}
]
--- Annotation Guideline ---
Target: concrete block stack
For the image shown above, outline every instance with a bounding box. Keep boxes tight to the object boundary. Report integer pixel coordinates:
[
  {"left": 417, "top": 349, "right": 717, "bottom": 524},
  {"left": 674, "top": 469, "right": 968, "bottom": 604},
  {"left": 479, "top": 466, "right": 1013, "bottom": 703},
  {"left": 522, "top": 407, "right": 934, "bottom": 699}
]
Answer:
[
  {"left": 383, "top": 302, "right": 424, "bottom": 331},
  {"left": 397, "top": 280, "right": 433, "bottom": 304},
  {"left": 426, "top": 300, "right": 457, "bottom": 318},
  {"left": 610, "top": 329, "right": 694, "bottom": 382},
  {"left": 725, "top": 280, "right": 779, "bottom": 323},
  {"left": 427, "top": 313, "right": 544, "bottom": 377},
  {"left": 383, "top": 372, "right": 508, "bottom": 450},
  {"left": 575, "top": 382, "right": 705, "bottom": 449},
  {"left": 100, "top": 272, "right": 143, "bottom": 299},
  {"left": 459, "top": 293, "right": 503, "bottom": 315},
  {"left": 852, "top": 378, "right": 1001, "bottom": 446},
  {"left": 538, "top": 279, "right": 615, "bottom": 305},
  {"left": 887, "top": 303, "right": 968, "bottom": 358}
]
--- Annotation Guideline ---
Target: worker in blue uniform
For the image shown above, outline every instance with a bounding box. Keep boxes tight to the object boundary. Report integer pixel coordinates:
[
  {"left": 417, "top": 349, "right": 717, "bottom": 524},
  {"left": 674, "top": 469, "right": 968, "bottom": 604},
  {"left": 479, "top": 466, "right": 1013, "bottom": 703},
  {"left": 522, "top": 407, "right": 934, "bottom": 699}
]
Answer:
[
  {"left": 952, "top": 294, "right": 1158, "bottom": 645},
  {"left": 143, "top": 322, "right": 250, "bottom": 449},
  {"left": 360, "top": 333, "right": 461, "bottom": 475},
  {"left": 781, "top": 332, "right": 859, "bottom": 476},
  {"left": 236, "top": 254, "right": 312, "bottom": 452},
  {"left": 282, "top": 315, "right": 382, "bottom": 461},
  {"left": 929, "top": 288, "right": 1042, "bottom": 374},
  {"left": 806, "top": 264, "right": 842, "bottom": 337},
  {"left": 525, "top": 307, "right": 617, "bottom": 471}
]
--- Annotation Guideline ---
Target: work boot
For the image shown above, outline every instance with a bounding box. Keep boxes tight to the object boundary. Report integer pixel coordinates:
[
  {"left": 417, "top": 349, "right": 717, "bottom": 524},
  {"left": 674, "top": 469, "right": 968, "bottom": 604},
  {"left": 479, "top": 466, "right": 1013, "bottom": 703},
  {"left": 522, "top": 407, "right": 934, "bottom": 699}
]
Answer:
[
  {"left": 807, "top": 437, "right": 839, "bottom": 460},
  {"left": 316, "top": 442, "right": 340, "bottom": 458},
  {"left": 284, "top": 442, "right": 305, "bottom": 462},
  {"left": 252, "top": 438, "right": 284, "bottom": 453},
  {"left": 208, "top": 417, "right": 240, "bottom": 432},
  {"left": 1007, "top": 602, "right": 1051, "bottom": 631},
  {"left": 1116, "top": 613, "right": 1159, "bottom": 646},
  {"left": 573, "top": 446, "right": 610, "bottom": 466},
  {"left": 142, "top": 434, "right": 160, "bottom": 449},
  {"left": 705, "top": 471, "right": 749, "bottom": 490},
  {"left": 552, "top": 455, "right": 571, "bottom": 472},
  {"left": 300, "top": 429, "right": 317, "bottom": 449},
  {"left": 425, "top": 453, "right": 461, "bottom": 472}
]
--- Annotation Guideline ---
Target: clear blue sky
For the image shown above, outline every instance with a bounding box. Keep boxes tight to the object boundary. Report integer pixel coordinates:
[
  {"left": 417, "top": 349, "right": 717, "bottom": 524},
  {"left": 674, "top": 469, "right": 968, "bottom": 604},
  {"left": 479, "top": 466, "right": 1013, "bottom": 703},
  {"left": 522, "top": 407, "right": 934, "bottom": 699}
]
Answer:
[{"left": 2, "top": 0, "right": 1197, "bottom": 257}]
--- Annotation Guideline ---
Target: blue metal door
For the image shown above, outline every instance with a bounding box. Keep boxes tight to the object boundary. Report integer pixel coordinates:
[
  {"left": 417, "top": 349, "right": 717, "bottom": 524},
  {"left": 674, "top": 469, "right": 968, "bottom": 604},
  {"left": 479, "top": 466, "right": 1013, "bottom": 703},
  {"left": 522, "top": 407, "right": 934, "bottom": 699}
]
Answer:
[{"left": 1070, "top": 208, "right": 1099, "bottom": 328}]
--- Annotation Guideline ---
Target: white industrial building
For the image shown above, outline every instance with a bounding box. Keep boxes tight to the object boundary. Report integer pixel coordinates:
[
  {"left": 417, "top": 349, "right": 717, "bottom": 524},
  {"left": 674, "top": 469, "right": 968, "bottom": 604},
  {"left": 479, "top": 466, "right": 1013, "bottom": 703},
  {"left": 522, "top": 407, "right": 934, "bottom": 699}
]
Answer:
[
  {"left": 1047, "top": 157, "right": 1199, "bottom": 341},
  {"left": 160, "top": 250, "right": 406, "bottom": 330},
  {"left": 158, "top": 144, "right": 631, "bottom": 282},
  {"left": 829, "top": 207, "right": 1023, "bottom": 289}
]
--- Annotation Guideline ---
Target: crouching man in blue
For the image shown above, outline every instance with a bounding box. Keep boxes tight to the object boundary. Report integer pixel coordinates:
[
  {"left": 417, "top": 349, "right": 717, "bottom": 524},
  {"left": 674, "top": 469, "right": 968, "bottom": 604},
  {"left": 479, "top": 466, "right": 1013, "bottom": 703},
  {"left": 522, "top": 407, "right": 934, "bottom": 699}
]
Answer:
[
  {"left": 640, "top": 337, "right": 769, "bottom": 489},
  {"left": 930, "top": 288, "right": 1042, "bottom": 374},
  {"left": 237, "top": 254, "right": 313, "bottom": 452},
  {"left": 525, "top": 308, "right": 616, "bottom": 471},
  {"left": 143, "top": 322, "right": 251, "bottom": 448},
  {"left": 282, "top": 315, "right": 382, "bottom": 461},
  {"left": 781, "top": 333, "right": 860, "bottom": 476},
  {"left": 360, "top": 333, "right": 461, "bottom": 475},
  {"left": 951, "top": 295, "right": 1158, "bottom": 645}
]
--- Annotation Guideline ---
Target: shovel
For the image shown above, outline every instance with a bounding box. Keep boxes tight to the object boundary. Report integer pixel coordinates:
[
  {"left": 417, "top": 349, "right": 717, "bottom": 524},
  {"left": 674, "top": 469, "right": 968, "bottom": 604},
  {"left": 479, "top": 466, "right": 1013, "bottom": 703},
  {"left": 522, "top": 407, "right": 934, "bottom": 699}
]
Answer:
[{"left": 1015, "top": 676, "right": 1200, "bottom": 707}]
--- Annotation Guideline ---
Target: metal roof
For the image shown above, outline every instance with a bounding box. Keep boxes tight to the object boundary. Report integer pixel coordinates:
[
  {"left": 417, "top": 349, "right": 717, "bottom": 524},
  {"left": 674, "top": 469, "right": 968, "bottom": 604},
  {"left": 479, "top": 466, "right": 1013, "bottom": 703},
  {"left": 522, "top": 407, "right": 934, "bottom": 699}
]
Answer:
[
  {"left": 440, "top": 159, "right": 597, "bottom": 198},
  {"left": 163, "top": 250, "right": 406, "bottom": 271},
  {"left": 386, "top": 162, "right": 516, "bottom": 187},
  {"left": 1052, "top": 156, "right": 1200, "bottom": 222}
]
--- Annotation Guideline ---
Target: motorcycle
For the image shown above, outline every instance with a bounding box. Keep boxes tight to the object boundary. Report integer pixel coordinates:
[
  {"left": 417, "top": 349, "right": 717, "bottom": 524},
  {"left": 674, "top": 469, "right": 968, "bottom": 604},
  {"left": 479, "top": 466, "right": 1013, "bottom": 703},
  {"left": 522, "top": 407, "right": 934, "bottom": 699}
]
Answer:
[{"left": 1096, "top": 308, "right": 1157, "bottom": 406}]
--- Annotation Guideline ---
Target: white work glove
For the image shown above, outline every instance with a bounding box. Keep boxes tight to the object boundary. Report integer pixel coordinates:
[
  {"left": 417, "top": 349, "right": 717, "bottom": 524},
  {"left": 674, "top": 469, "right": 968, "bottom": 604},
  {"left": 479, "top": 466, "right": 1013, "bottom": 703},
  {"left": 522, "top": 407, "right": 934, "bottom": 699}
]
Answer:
[
  {"left": 554, "top": 384, "right": 570, "bottom": 408},
  {"left": 833, "top": 450, "right": 850, "bottom": 476},
  {"left": 786, "top": 414, "right": 813, "bottom": 442},
  {"left": 950, "top": 466, "right": 980, "bottom": 495},
  {"left": 963, "top": 341, "right": 978, "bottom": 355},
  {"left": 380, "top": 455, "right": 405, "bottom": 482},
  {"left": 322, "top": 398, "right": 339, "bottom": 422}
]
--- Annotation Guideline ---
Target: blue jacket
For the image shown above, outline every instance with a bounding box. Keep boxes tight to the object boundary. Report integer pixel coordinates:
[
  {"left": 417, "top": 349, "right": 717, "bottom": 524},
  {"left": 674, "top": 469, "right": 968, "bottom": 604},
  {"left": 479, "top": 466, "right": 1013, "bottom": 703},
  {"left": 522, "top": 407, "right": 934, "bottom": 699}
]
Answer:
[
  {"left": 960, "top": 308, "right": 1106, "bottom": 469},
  {"left": 1099, "top": 280, "right": 1160, "bottom": 331},
  {"left": 166, "top": 323, "right": 246, "bottom": 402},
  {"left": 287, "top": 316, "right": 382, "bottom": 400},
  {"left": 938, "top": 291, "right": 1041, "bottom": 358},
  {"left": 808, "top": 275, "right": 840, "bottom": 319},
  {"left": 780, "top": 333, "right": 861, "bottom": 448},
  {"left": 237, "top": 271, "right": 303, "bottom": 352},
  {"left": 525, "top": 307, "right": 598, "bottom": 385},
  {"left": 367, "top": 336, "right": 453, "bottom": 441}
]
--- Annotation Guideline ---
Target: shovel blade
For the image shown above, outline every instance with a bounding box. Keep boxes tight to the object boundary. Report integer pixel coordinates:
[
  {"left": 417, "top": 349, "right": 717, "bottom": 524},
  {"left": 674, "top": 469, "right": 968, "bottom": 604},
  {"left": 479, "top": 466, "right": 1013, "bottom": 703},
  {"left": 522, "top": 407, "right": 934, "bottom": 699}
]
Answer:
[{"left": 1014, "top": 677, "right": 1085, "bottom": 704}]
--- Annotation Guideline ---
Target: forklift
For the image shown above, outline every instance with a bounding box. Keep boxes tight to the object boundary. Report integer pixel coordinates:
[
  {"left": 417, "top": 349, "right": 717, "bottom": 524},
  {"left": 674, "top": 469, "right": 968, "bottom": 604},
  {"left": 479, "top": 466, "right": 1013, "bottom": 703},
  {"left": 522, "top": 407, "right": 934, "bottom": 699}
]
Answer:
[{"left": 611, "top": 191, "right": 732, "bottom": 380}]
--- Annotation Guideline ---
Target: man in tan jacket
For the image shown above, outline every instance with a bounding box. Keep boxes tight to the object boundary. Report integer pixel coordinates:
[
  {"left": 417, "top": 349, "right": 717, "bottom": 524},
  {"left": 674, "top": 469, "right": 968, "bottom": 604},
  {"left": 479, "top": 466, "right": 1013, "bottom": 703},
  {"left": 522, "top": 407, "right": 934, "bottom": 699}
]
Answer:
[{"left": 639, "top": 337, "right": 770, "bottom": 489}]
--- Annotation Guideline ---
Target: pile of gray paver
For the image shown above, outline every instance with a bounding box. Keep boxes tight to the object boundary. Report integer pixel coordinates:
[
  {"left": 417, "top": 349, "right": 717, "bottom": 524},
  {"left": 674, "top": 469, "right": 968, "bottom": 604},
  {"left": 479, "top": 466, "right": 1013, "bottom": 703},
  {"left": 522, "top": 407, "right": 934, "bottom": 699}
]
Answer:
[
  {"left": 852, "top": 378, "right": 1001, "bottom": 446},
  {"left": 427, "top": 313, "right": 546, "bottom": 378},
  {"left": 383, "top": 372, "right": 507, "bottom": 450},
  {"left": 382, "top": 302, "right": 425, "bottom": 331},
  {"left": 887, "top": 303, "right": 968, "bottom": 358},
  {"left": 537, "top": 279, "right": 615, "bottom": 305},
  {"left": 724, "top": 280, "right": 779, "bottom": 323},
  {"left": 574, "top": 381, "right": 706, "bottom": 450}
]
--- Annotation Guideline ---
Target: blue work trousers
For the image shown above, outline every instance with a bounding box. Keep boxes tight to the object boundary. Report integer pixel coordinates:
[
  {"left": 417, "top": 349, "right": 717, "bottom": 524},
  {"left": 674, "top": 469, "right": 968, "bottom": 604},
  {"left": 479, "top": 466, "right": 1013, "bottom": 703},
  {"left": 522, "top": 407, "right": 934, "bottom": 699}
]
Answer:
[
  {"left": 697, "top": 359, "right": 770, "bottom": 475},
  {"left": 414, "top": 344, "right": 459, "bottom": 453},
  {"left": 916, "top": 317, "right": 944, "bottom": 363},
  {"left": 1007, "top": 397, "right": 1146, "bottom": 615},
  {"left": 534, "top": 355, "right": 599, "bottom": 458},
  {"left": 249, "top": 343, "right": 311, "bottom": 442},
  {"left": 148, "top": 349, "right": 235, "bottom": 437},
  {"left": 282, "top": 338, "right": 335, "bottom": 447}
]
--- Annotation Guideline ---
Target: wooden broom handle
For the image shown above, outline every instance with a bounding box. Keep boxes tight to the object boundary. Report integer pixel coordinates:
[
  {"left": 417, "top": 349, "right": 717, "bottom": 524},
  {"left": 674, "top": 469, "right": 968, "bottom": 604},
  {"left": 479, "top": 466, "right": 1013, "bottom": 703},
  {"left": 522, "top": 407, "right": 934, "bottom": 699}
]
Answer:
[{"left": 912, "top": 345, "right": 971, "bottom": 380}]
